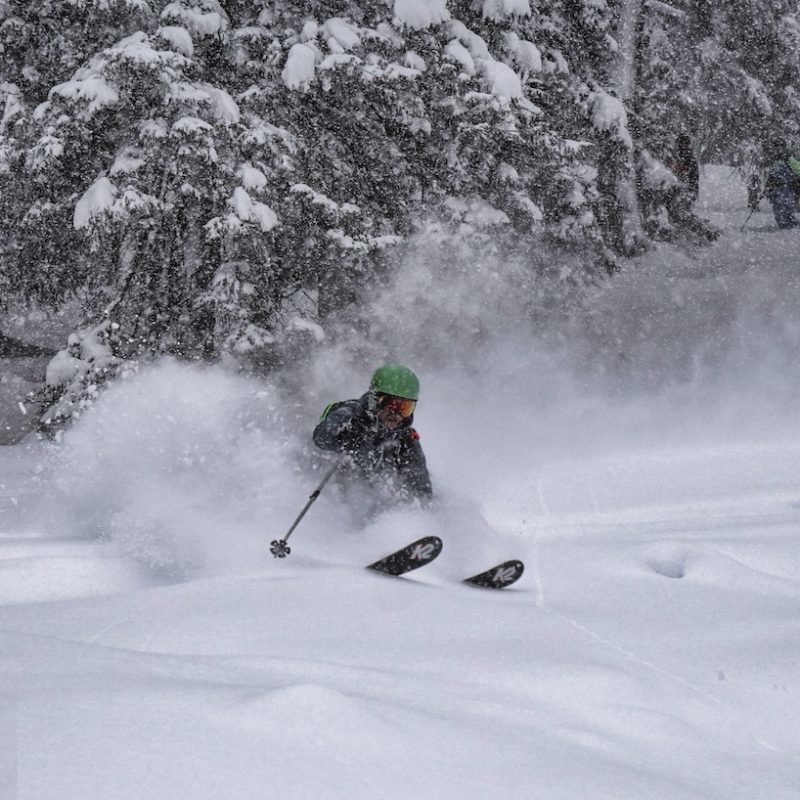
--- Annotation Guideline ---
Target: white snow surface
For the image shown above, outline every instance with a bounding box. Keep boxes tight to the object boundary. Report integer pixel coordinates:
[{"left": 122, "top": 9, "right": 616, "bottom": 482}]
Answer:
[
  {"left": 282, "top": 42, "right": 318, "bottom": 90},
  {"left": 237, "top": 163, "right": 268, "bottom": 191},
  {"left": 445, "top": 38, "right": 476, "bottom": 74},
  {"left": 231, "top": 187, "right": 278, "bottom": 232},
  {"left": 506, "top": 32, "right": 543, "bottom": 72},
  {"left": 156, "top": 24, "right": 194, "bottom": 57},
  {"left": 198, "top": 83, "right": 240, "bottom": 124},
  {"left": 73, "top": 175, "right": 117, "bottom": 229},
  {"left": 479, "top": 58, "right": 523, "bottom": 99},
  {"left": 50, "top": 73, "right": 119, "bottom": 115},
  {"left": 2, "top": 168, "right": 800, "bottom": 798},
  {"left": 394, "top": 0, "right": 451, "bottom": 30},
  {"left": 590, "top": 89, "right": 633, "bottom": 147},
  {"left": 482, "top": 0, "right": 532, "bottom": 20},
  {"left": 108, "top": 152, "right": 144, "bottom": 176},
  {"left": 322, "top": 18, "right": 361, "bottom": 52},
  {"left": 447, "top": 19, "right": 492, "bottom": 60},
  {"left": 160, "top": 1, "right": 228, "bottom": 36}
]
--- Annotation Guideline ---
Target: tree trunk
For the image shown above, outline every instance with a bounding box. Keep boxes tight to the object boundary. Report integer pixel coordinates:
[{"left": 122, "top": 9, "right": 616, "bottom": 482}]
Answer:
[{"left": 611, "top": 0, "right": 646, "bottom": 253}]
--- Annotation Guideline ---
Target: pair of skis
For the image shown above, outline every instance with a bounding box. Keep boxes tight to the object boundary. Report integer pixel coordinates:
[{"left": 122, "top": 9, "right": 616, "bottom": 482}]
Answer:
[
  {"left": 270, "top": 461, "right": 522, "bottom": 588},
  {"left": 366, "top": 535, "right": 524, "bottom": 590}
]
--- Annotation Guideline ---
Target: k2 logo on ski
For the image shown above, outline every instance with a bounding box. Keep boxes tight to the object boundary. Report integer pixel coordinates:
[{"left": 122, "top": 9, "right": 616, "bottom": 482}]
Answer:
[
  {"left": 409, "top": 543, "right": 436, "bottom": 561},
  {"left": 493, "top": 566, "right": 518, "bottom": 584}
]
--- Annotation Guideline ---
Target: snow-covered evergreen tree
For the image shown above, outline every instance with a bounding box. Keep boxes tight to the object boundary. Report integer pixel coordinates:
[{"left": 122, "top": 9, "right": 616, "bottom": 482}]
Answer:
[
  {"left": 634, "top": 1, "right": 800, "bottom": 169},
  {"left": 0, "top": 0, "right": 155, "bottom": 307},
  {"left": 7, "top": 0, "right": 800, "bottom": 430},
  {"left": 0, "top": 0, "right": 152, "bottom": 107},
  {"left": 265, "top": 0, "right": 619, "bottom": 304},
  {"left": 30, "top": 24, "right": 241, "bottom": 351}
]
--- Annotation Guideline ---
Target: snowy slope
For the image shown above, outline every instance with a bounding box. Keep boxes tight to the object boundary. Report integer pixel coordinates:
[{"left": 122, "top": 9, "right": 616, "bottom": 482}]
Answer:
[{"left": 1, "top": 168, "right": 799, "bottom": 799}]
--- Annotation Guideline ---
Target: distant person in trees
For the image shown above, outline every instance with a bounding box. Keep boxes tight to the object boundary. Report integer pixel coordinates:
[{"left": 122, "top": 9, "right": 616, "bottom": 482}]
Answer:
[
  {"left": 747, "top": 172, "right": 762, "bottom": 213},
  {"left": 313, "top": 363, "right": 433, "bottom": 508},
  {"left": 665, "top": 133, "right": 717, "bottom": 241},
  {"left": 765, "top": 141, "right": 800, "bottom": 229},
  {"left": 668, "top": 133, "right": 700, "bottom": 204}
]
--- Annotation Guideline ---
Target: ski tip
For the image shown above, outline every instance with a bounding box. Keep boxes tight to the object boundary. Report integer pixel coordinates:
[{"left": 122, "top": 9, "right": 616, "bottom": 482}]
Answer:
[
  {"left": 367, "top": 535, "right": 444, "bottom": 576},
  {"left": 463, "top": 560, "right": 525, "bottom": 589}
]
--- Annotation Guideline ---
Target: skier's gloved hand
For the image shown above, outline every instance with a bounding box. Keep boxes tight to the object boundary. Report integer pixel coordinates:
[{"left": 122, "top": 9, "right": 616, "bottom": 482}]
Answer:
[{"left": 339, "top": 417, "right": 371, "bottom": 452}]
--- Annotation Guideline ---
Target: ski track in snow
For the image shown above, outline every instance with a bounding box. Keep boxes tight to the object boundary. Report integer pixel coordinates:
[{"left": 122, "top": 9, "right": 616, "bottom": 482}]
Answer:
[{"left": 537, "top": 594, "right": 798, "bottom": 762}]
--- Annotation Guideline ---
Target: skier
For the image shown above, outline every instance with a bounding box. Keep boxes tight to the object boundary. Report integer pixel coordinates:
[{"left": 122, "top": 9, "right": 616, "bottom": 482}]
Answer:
[
  {"left": 313, "top": 363, "right": 433, "bottom": 508},
  {"left": 664, "top": 133, "right": 717, "bottom": 241},
  {"left": 765, "top": 143, "right": 799, "bottom": 229}
]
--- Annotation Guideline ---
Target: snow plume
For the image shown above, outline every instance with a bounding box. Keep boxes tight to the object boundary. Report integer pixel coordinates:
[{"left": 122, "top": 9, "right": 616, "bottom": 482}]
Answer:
[
  {"left": 296, "top": 227, "right": 596, "bottom": 514},
  {"left": 318, "top": 220, "right": 578, "bottom": 377},
  {"left": 38, "top": 361, "right": 324, "bottom": 578},
  {"left": 301, "top": 169, "right": 800, "bottom": 512}
]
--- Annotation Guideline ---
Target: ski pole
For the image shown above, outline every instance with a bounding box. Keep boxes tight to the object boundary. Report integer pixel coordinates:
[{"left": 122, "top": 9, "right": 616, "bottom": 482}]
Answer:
[
  {"left": 270, "top": 456, "right": 343, "bottom": 558},
  {"left": 740, "top": 208, "right": 755, "bottom": 231}
]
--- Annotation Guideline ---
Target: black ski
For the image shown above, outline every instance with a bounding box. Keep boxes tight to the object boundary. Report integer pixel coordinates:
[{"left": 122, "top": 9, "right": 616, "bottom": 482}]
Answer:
[
  {"left": 367, "top": 536, "right": 443, "bottom": 576},
  {"left": 463, "top": 560, "right": 525, "bottom": 590}
]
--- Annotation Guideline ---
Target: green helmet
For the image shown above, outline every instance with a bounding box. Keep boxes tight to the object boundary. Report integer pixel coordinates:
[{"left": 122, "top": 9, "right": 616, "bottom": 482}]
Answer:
[{"left": 370, "top": 363, "right": 420, "bottom": 400}]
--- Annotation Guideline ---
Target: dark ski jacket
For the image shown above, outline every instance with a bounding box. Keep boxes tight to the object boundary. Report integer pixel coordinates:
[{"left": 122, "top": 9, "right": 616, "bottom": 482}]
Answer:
[
  {"left": 765, "top": 160, "right": 799, "bottom": 229},
  {"left": 313, "top": 393, "right": 433, "bottom": 501},
  {"left": 765, "top": 160, "right": 797, "bottom": 201}
]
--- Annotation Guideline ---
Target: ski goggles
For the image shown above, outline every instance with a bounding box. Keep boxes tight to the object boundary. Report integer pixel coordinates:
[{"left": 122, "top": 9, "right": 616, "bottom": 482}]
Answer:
[{"left": 376, "top": 394, "right": 416, "bottom": 418}]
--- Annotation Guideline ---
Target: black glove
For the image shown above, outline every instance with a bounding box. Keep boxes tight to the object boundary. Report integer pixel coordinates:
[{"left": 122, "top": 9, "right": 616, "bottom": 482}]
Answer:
[{"left": 339, "top": 417, "right": 372, "bottom": 452}]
